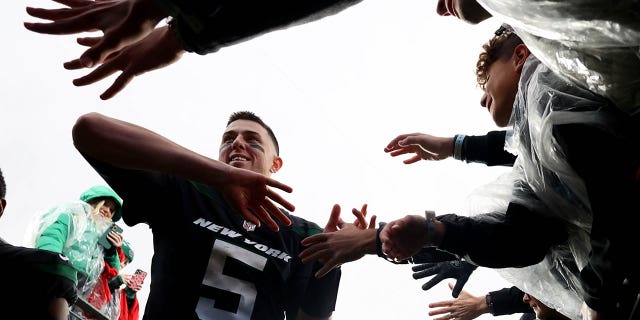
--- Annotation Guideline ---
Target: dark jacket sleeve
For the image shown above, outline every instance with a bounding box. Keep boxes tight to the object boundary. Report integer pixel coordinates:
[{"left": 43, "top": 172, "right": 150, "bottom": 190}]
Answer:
[
  {"left": 490, "top": 286, "right": 533, "bottom": 316},
  {"left": 554, "top": 121, "right": 640, "bottom": 315},
  {"left": 0, "top": 243, "right": 78, "bottom": 306},
  {"left": 436, "top": 204, "right": 567, "bottom": 268},
  {"left": 158, "top": 0, "right": 363, "bottom": 55},
  {"left": 462, "top": 131, "right": 516, "bottom": 166}
]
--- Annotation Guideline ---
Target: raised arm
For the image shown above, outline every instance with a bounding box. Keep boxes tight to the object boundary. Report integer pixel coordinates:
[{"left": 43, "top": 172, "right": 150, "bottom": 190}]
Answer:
[
  {"left": 25, "top": 0, "right": 362, "bottom": 99},
  {"left": 384, "top": 131, "right": 515, "bottom": 166},
  {"left": 72, "top": 112, "right": 294, "bottom": 231}
]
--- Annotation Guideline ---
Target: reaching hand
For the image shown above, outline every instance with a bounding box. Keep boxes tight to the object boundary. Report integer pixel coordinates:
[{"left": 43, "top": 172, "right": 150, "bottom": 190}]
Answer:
[
  {"left": 412, "top": 260, "right": 477, "bottom": 297},
  {"left": 25, "top": 0, "right": 167, "bottom": 68},
  {"left": 384, "top": 133, "right": 454, "bottom": 164},
  {"left": 322, "top": 203, "right": 376, "bottom": 232},
  {"left": 69, "top": 25, "right": 184, "bottom": 99},
  {"left": 221, "top": 166, "right": 295, "bottom": 232},
  {"left": 428, "top": 283, "right": 488, "bottom": 320},
  {"left": 299, "top": 204, "right": 377, "bottom": 277},
  {"left": 380, "top": 215, "right": 429, "bottom": 261}
]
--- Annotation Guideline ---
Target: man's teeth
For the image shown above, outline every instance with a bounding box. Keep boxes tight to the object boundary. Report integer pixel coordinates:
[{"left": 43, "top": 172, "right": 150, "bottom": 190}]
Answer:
[{"left": 232, "top": 157, "right": 247, "bottom": 161}]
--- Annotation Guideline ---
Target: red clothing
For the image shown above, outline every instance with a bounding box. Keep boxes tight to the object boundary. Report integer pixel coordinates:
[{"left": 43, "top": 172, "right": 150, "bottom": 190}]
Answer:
[
  {"left": 86, "top": 258, "right": 119, "bottom": 315},
  {"left": 118, "top": 288, "right": 140, "bottom": 320}
]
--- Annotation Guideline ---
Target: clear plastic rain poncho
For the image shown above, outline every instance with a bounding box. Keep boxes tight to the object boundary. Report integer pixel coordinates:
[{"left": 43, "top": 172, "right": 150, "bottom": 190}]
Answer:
[
  {"left": 25, "top": 200, "right": 117, "bottom": 318},
  {"left": 463, "top": 55, "right": 628, "bottom": 319},
  {"left": 477, "top": 0, "right": 640, "bottom": 116}
]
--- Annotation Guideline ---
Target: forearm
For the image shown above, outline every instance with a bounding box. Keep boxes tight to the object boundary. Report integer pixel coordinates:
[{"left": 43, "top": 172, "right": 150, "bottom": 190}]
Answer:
[
  {"left": 73, "top": 113, "right": 230, "bottom": 188},
  {"left": 158, "top": 0, "right": 362, "bottom": 54},
  {"left": 436, "top": 206, "right": 567, "bottom": 268},
  {"left": 458, "top": 131, "right": 515, "bottom": 166}
]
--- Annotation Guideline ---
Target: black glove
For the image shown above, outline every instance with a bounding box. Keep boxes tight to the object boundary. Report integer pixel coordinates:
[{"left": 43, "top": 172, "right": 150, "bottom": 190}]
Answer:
[
  {"left": 412, "top": 247, "right": 459, "bottom": 264},
  {"left": 412, "top": 260, "right": 477, "bottom": 298}
]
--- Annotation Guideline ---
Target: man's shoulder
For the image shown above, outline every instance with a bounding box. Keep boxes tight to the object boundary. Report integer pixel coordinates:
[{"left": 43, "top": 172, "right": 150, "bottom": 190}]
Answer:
[{"left": 285, "top": 213, "right": 323, "bottom": 238}]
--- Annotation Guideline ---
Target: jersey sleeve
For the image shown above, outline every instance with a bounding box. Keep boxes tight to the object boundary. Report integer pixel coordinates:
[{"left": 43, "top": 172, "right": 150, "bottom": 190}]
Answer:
[
  {"left": 298, "top": 265, "right": 341, "bottom": 318},
  {"left": 80, "top": 152, "right": 180, "bottom": 227}
]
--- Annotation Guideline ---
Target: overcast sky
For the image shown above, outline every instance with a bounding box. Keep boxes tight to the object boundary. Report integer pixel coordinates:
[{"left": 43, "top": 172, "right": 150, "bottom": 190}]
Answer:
[{"left": 2, "top": 0, "right": 524, "bottom": 319}]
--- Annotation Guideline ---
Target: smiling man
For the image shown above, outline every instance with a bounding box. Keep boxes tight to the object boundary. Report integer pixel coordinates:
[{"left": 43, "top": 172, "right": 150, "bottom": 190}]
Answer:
[{"left": 72, "top": 111, "right": 341, "bottom": 320}]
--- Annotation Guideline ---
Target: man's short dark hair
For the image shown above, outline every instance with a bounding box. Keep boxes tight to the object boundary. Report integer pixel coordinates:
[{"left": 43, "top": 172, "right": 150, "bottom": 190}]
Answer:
[
  {"left": 227, "top": 111, "right": 280, "bottom": 155},
  {"left": 0, "top": 168, "right": 6, "bottom": 198}
]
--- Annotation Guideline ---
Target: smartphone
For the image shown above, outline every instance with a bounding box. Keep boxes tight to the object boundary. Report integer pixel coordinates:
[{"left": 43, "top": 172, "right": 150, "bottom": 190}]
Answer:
[
  {"left": 98, "top": 223, "right": 123, "bottom": 250},
  {"left": 129, "top": 269, "right": 147, "bottom": 288}
]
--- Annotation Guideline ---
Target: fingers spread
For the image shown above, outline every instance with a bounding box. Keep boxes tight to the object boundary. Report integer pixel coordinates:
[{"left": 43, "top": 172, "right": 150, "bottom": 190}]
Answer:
[
  {"left": 266, "top": 188, "right": 295, "bottom": 213},
  {"left": 73, "top": 60, "right": 120, "bottom": 86},
  {"left": 101, "top": 70, "right": 134, "bottom": 100},
  {"left": 263, "top": 192, "right": 292, "bottom": 227},
  {"left": 368, "top": 215, "right": 377, "bottom": 229},
  {"left": 24, "top": 17, "right": 96, "bottom": 35},
  {"left": 77, "top": 36, "right": 101, "bottom": 47},
  {"left": 351, "top": 207, "right": 367, "bottom": 228},
  {"left": 266, "top": 178, "right": 293, "bottom": 193},
  {"left": 422, "top": 273, "right": 445, "bottom": 291}
]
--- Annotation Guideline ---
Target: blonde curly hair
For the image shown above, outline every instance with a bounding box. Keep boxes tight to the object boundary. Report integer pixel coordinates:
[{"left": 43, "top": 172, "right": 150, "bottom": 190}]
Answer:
[{"left": 476, "top": 29, "right": 523, "bottom": 90}]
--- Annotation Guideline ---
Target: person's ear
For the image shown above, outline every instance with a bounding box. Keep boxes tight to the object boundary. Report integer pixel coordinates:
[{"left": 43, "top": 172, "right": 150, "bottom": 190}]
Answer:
[
  {"left": 269, "top": 157, "right": 283, "bottom": 174},
  {"left": 513, "top": 44, "right": 530, "bottom": 74},
  {"left": 0, "top": 198, "right": 6, "bottom": 218}
]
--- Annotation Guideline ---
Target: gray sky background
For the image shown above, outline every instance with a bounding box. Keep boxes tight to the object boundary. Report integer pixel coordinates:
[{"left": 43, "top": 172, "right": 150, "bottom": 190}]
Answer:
[{"left": 2, "top": 0, "right": 523, "bottom": 319}]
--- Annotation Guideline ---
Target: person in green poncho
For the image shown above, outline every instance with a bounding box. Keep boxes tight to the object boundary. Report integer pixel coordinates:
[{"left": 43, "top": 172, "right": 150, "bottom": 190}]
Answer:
[{"left": 30, "top": 185, "right": 124, "bottom": 299}]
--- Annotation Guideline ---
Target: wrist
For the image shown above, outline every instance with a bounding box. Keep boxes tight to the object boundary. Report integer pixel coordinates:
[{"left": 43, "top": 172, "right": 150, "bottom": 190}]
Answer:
[
  {"left": 423, "top": 211, "right": 443, "bottom": 247},
  {"left": 375, "top": 223, "right": 387, "bottom": 258},
  {"left": 161, "top": 25, "right": 187, "bottom": 57},
  {"left": 452, "top": 134, "right": 466, "bottom": 161},
  {"left": 135, "top": 0, "right": 168, "bottom": 26},
  {"left": 485, "top": 293, "right": 495, "bottom": 315},
  {"left": 361, "top": 228, "right": 378, "bottom": 255}
]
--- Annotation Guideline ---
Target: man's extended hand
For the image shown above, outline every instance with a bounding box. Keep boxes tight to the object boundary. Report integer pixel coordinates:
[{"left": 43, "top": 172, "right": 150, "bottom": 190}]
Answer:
[
  {"left": 299, "top": 204, "right": 376, "bottom": 277},
  {"left": 70, "top": 26, "right": 184, "bottom": 99},
  {"left": 222, "top": 166, "right": 295, "bottom": 232}
]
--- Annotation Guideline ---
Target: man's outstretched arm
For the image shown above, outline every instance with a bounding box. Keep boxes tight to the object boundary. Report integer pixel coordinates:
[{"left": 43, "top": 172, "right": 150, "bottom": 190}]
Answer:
[{"left": 72, "top": 112, "right": 294, "bottom": 231}]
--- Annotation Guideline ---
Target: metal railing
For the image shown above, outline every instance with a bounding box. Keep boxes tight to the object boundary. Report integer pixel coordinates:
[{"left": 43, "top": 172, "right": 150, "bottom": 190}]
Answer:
[{"left": 69, "top": 296, "right": 111, "bottom": 320}]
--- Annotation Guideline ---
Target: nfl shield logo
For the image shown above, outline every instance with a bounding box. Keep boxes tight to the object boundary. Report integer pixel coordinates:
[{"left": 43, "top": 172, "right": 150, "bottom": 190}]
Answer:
[{"left": 243, "top": 220, "right": 257, "bottom": 232}]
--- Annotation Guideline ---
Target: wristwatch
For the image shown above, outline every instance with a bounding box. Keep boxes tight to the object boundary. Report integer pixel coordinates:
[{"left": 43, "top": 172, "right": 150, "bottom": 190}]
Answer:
[
  {"left": 486, "top": 293, "right": 495, "bottom": 315},
  {"left": 424, "top": 210, "right": 437, "bottom": 247}
]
